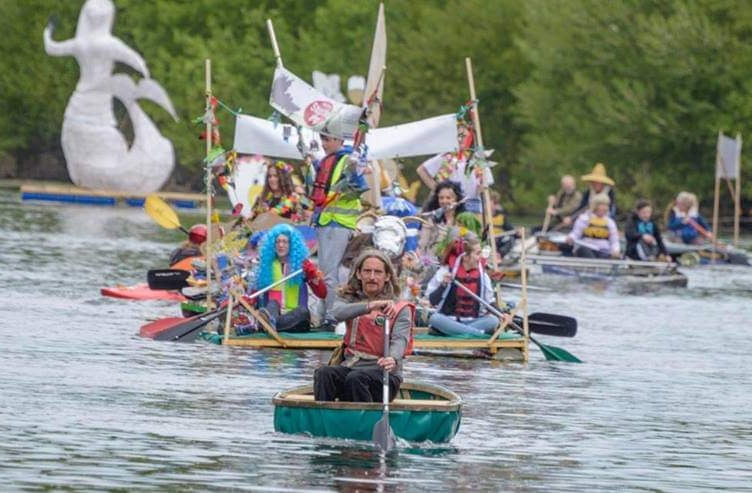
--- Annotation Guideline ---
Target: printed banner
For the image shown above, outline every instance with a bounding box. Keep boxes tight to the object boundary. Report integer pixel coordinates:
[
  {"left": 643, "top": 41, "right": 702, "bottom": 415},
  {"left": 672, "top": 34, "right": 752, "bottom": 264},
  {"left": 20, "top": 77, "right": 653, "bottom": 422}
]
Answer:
[{"left": 270, "top": 66, "right": 363, "bottom": 139}]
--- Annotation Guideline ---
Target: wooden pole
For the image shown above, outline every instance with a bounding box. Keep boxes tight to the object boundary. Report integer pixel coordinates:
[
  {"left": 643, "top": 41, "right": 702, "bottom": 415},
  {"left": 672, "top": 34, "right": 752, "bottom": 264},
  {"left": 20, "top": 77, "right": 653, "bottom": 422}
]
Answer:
[
  {"left": 464, "top": 57, "right": 499, "bottom": 271},
  {"left": 712, "top": 131, "right": 721, "bottom": 258},
  {"left": 734, "top": 133, "right": 742, "bottom": 247},
  {"left": 204, "top": 58, "right": 213, "bottom": 307},
  {"left": 520, "top": 227, "right": 530, "bottom": 361},
  {"left": 266, "top": 19, "right": 283, "bottom": 68}
]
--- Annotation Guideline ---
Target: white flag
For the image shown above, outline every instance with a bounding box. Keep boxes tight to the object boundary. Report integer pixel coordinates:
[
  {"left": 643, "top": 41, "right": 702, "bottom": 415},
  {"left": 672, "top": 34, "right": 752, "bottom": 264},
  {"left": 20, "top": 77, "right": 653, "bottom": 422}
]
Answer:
[
  {"left": 716, "top": 133, "right": 741, "bottom": 179},
  {"left": 234, "top": 113, "right": 458, "bottom": 161},
  {"left": 270, "top": 66, "right": 363, "bottom": 139},
  {"left": 368, "top": 114, "right": 458, "bottom": 159}
]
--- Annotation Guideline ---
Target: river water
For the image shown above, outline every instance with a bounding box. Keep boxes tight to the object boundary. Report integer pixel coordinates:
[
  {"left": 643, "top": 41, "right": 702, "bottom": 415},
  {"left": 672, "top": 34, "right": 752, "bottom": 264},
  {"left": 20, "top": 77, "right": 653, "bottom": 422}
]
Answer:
[{"left": 1, "top": 190, "right": 751, "bottom": 492}]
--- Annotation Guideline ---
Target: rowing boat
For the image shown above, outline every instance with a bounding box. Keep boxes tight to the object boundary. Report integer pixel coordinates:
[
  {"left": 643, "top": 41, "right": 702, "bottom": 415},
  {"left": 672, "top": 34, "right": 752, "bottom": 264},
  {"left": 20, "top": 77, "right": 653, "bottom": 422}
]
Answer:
[
  {"left": 272, "top": 381, "right": 462, "bottom": 444},
  {"left": 526, "top": 254, "right": 689, "bottom": 289}
]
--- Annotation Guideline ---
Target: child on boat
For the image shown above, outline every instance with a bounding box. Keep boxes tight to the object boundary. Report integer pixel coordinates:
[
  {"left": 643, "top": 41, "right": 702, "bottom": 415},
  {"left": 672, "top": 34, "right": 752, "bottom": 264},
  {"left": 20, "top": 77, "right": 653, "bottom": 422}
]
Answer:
[{"left": 625, "top": 199, "right": 668, "bottom": 261}]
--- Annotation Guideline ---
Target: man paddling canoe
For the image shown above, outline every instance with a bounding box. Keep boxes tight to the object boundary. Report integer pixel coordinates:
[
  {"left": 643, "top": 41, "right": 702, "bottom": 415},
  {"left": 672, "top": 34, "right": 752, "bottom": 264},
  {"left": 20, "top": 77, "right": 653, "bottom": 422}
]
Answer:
[{"left": 314, "top": 249, "right": 412, "bottom": 402}]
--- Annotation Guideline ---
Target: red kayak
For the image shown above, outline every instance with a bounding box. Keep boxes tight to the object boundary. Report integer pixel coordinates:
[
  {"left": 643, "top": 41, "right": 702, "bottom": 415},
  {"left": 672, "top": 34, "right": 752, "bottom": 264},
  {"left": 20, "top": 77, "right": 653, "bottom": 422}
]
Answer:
[{"left": 101, "top": 283, "right": 186, "bottom": 301}]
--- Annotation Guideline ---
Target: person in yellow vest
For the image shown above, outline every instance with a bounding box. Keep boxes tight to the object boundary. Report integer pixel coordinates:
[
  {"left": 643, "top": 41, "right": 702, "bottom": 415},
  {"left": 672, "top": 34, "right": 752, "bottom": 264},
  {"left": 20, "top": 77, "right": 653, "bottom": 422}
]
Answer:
[
  {"left": 565, "top": 193, "right": 621, "bottom": 258},
  {"left": 314, "top": 249, "right": 413, "bottom": 402},
  {"left": 308, "top": 133, "right": 364, "bottom": 330}
]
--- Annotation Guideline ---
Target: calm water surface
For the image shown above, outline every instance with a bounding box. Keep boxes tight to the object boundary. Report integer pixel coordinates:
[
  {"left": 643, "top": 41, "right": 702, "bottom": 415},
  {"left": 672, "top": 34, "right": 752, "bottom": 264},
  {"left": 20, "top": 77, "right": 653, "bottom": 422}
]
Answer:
[{"left": 1, "top": 190, "right": 751, "bottom": 492}]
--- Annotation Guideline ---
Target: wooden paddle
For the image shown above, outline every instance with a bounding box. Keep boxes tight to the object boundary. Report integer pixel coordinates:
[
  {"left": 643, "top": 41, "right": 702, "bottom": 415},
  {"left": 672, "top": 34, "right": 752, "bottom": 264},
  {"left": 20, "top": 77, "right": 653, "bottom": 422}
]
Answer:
[
  {"left": 452, "top": 280, "right": 582, "bottom": 362},
  {"left": 372, "top": 316, "right": 397, "bottom": 451},
  {"left": 144, "top": 195, "right": 189, "bottom": 234}
]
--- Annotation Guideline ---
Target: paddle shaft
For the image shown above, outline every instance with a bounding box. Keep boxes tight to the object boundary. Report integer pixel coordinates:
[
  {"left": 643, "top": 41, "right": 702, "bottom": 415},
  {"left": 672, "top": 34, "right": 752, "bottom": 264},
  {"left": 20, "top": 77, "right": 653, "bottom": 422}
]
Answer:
[{"left": 149, "top": 269, "right": 303, "bottom": 342}]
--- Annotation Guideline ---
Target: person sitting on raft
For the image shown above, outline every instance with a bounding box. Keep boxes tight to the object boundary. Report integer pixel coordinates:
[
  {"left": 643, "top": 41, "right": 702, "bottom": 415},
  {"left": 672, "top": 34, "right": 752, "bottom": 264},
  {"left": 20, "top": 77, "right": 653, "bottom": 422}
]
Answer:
[
  {"left": 249, "top": 159, "right": 305, "bottom": 222},
  {"left": 625, "top": 199, "right": 668, "bottom": 261},
  {"left": 251, "top": 224, "right": 326, "bottom": 333},
  {"left": 169, "top": 224, "right": 206, "bottom": 268},
  {"left": 565, "top": 193, "right": 621, "bottom": 259},
  {"left": 425, "top": 233, "right": 508, "bottom": 337},
  {"left": 667, "top": 191, "right": 711, "bottom": 245},
  {"left": 314, "top": 249, "right": 413, "bottom": 402}
]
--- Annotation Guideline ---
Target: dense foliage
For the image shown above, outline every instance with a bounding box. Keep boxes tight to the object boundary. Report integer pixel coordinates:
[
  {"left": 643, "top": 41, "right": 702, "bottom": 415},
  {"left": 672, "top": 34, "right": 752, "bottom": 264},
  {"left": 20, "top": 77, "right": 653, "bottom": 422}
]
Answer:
[{"left": 1, "top": 0, "right": 750, "bottom": 214}]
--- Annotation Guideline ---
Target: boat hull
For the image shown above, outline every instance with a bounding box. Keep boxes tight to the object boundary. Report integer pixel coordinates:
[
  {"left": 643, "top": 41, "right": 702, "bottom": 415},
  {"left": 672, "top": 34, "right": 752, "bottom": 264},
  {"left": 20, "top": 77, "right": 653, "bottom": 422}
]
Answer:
[{"left": 273, "top": 381, "right": 462, "bottom": 444}]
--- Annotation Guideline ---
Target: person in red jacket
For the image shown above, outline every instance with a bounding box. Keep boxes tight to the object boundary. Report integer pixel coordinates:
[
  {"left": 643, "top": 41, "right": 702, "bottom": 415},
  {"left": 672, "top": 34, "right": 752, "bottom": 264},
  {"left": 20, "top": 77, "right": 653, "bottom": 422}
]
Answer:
[
  {"left": 314, "top": 249, "right": 413, "bottom": 402},
  {"left": 252, "top": 224, "right": 326, "bottom": 332}
]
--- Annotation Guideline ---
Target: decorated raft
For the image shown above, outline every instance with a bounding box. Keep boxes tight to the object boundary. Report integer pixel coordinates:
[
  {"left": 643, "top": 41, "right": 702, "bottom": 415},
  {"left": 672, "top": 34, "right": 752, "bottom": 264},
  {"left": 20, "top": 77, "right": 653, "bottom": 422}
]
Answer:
[
  {"left": 272, "top": 381, "right": 462, "bottom": 444},
  {"left": 200, "top": 328, "right": 529, "bottom": 361}
]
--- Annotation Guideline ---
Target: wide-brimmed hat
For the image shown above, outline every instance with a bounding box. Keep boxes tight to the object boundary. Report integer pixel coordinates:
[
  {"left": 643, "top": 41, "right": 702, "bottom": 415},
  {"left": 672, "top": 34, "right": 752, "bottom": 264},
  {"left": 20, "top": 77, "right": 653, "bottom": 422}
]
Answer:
[{"left": 581, "top": 163, "right": 615, "bottom": 186}]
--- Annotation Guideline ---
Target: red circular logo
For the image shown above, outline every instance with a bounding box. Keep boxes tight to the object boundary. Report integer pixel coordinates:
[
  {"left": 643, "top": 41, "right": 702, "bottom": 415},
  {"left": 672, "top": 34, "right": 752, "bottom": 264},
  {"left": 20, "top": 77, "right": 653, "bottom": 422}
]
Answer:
[{"left": 303, "top": 100, "right": 334, "bottom": 126}]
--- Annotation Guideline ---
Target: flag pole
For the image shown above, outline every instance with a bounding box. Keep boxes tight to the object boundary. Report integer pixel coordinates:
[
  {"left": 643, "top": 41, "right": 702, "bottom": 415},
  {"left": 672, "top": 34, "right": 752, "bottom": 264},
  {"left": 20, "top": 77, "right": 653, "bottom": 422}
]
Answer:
[
  {"left": 712, "top": 130, "right": 721, "bottom": 258},
  {"left": 204, "top": 58, "right": 213, "bottom": 308},
  {"left": 266, "top": 19, "right": 283, "bottom": 68},
  {"left": 464, "top": 57, "right": 499, "bottom": 271}
]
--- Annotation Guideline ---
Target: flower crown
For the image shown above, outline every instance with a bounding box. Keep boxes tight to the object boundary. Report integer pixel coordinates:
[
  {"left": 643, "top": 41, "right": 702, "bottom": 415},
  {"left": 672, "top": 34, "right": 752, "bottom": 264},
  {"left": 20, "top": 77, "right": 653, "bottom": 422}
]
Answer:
[{"left": 273, "top": 160, "right": 293, "bottom": 174}]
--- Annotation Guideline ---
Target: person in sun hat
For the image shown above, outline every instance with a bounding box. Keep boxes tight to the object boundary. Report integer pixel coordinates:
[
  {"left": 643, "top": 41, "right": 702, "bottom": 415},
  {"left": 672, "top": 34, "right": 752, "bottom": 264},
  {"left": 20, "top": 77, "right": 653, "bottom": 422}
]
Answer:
[{"left": 575, "top": 162, "right": 617, "bottom": 219}]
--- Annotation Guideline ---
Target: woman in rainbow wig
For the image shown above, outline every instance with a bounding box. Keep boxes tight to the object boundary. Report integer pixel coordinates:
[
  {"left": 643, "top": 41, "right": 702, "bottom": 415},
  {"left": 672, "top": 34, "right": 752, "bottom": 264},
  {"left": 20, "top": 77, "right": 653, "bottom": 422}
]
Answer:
[{"left": 251, "top": 224, "right": 326, "bottom": 332}]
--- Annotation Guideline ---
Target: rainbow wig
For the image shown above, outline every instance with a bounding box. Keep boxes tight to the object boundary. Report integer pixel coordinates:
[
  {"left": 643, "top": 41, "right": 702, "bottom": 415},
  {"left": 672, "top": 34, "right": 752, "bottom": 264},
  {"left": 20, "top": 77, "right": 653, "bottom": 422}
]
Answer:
[{"left": 256, "top": 224, "right": 309, "bottom": 290}]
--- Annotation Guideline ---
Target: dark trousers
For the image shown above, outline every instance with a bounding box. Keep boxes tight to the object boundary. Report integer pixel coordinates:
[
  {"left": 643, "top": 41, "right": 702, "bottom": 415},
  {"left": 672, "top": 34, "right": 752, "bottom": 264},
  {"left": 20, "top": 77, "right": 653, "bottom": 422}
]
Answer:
[
  {"left": 265, "top": 300, "right": 311, "bottom": 333},
  {"left": 314, "top": 365, "right": 401, "bottom": 402},
  {"left": 575, "top": 245, "right": 610, "bottom": 259}
]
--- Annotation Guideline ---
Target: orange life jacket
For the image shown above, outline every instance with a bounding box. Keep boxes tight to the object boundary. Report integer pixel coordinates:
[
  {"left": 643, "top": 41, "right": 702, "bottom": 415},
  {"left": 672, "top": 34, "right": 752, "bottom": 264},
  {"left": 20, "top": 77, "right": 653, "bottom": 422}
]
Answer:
[{"left": 344, "top": 301, "right": 415, "bottom": 358}]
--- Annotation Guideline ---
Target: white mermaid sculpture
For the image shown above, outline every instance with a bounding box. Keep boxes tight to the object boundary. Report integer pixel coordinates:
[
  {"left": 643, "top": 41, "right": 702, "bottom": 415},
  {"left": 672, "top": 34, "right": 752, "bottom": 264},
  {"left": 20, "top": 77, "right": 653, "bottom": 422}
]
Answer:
[{"left": 43, "top": 0, "right": 178, "bottom": 192}]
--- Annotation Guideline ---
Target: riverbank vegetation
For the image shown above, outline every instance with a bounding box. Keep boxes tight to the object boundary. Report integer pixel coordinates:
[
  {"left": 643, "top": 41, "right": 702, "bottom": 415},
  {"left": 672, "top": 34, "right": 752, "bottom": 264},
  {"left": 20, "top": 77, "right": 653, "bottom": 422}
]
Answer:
[{"left": 1, "top": 0, "right": 751, "bottom": 214}]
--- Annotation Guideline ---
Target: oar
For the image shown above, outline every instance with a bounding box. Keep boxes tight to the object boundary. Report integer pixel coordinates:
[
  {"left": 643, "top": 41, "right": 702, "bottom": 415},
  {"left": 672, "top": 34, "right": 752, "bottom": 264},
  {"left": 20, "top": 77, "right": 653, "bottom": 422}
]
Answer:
[
  {"left": 498, "top": 281, "right": 552, "bottom": 292},
  {"left": 144, "top": 195, "right": 190, "bottom": 235},
  {"left": 372, "top": 316, "right": 397, "bottom": 451},
  {"left": 688, "top": 218, "right": 751, "bottom": 265},
  {"left": 141, "top": 269, "right": 303, "bottom": 342},
  {"left": 517, "top": 313, "right": 577, "bottom": 337},
  {"left": 147, "top": 269, "right": 190, "bottom": 290},
  {"left": 452, "top": 280, "right": 582, "bottom": 363}
]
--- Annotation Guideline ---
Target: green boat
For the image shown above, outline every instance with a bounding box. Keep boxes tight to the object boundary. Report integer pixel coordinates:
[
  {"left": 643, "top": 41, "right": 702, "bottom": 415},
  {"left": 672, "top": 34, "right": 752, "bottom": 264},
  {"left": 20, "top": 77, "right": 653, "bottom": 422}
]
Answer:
[{"left": 272, "top": 381, "right": 462, "bottom": 444}]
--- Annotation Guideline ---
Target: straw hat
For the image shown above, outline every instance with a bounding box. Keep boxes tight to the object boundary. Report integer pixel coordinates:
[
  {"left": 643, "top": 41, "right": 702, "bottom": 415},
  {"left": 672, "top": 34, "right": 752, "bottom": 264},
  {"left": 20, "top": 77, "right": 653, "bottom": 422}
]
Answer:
[{"left": 581, "top": 163, "right": 615, "bottom": 186}]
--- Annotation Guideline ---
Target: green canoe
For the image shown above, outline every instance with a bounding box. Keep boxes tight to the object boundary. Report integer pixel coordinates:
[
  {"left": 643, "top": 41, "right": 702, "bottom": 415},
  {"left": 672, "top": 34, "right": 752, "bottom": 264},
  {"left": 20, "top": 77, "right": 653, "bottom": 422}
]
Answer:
[{"left": 272, "top": 381, "right": 462, "bottom": 444}]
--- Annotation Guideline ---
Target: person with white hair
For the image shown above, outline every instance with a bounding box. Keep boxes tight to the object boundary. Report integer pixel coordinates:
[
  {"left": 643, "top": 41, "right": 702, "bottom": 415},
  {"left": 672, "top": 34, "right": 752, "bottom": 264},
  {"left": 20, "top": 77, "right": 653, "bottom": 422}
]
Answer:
[
  {"left": 667, "top": 191, "right": 711, "bottom": 245},
  {"left": 565, "top": 193, "right": 621, "bottom": 258}
]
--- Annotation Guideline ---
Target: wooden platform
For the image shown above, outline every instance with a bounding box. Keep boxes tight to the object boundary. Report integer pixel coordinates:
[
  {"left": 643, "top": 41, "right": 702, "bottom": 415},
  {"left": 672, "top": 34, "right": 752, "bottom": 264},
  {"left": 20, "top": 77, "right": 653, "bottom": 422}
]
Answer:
[
  {"left": 219, "top": 330, "right": 528, "bottom": 362},
  {"left": 19, "top": 182, "right": 205, "bottom": 209}
]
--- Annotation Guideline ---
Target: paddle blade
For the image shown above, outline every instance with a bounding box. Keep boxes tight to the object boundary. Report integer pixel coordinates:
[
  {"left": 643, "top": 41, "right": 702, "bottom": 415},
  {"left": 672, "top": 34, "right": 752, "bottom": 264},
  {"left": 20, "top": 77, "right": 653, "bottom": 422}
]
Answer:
[
  {"left": 142, "top": 307, "right": 227, "bottom": 342},
  {"left": 145, "top": 195, "right": 182, "bottom": 230},
  {"left": 147, "top": 269, "right": 190, "bottom": 290},
  {"left": 527, "top": 313, "right": 577, "bottom": 337},
  {"left": 530, "top": 335, "right": 582, "bottom": 363},
  {"left": 372, "top": 415, "right": 396, "bottom": 451}
]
